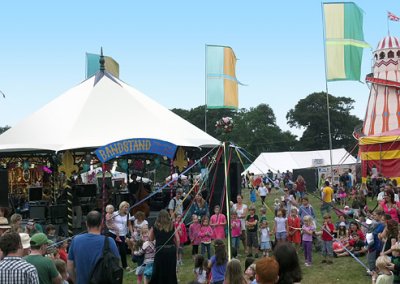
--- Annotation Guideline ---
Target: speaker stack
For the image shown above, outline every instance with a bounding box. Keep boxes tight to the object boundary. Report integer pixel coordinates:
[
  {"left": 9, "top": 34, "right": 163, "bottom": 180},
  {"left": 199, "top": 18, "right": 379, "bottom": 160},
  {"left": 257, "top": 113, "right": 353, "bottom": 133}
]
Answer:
[{"left": 0, "top": 169, "right": 9, "bottom": 208}]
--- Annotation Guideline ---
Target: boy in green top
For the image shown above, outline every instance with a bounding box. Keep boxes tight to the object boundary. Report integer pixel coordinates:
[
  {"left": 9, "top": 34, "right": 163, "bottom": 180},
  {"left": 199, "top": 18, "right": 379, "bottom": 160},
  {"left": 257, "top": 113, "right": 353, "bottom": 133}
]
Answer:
[{"left": 24, "top": 233, "right": 62, "bottom": 284}]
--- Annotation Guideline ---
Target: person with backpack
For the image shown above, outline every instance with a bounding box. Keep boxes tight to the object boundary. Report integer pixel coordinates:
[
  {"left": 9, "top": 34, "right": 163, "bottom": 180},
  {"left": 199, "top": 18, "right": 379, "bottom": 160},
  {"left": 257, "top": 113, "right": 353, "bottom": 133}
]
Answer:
[{"left": 67, "top": 211, "right": 120, "bottom": 284}]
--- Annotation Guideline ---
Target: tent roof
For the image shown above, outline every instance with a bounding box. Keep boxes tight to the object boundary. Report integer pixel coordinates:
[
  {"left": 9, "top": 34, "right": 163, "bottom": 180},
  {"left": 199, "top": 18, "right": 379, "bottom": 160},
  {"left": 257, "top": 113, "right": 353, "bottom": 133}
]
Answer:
[
  {"left": 242, "top": 148, "right": 357, "bottom": 175},
  {"left": 359, "top": 128, "right": 400, "bottom": 145},
  {"left": 0, "top": 72, "right": 220, "bottom": 153}
]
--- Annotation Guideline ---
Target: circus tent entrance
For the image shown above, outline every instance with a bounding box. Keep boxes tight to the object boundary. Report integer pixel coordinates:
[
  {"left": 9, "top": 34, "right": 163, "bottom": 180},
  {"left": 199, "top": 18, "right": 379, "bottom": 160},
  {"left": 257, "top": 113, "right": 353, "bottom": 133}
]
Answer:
[{"left": 359, "top": 129, "right": 400, "bottom": 183}]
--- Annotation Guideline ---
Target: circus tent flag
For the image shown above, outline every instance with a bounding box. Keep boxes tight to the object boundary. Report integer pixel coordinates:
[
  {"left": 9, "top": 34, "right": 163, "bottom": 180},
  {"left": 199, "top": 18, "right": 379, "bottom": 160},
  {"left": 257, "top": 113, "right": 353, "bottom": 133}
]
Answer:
[
  {"left": 206, "top": 45, "right": 242, "bottom": 109},
  {"left": 323, "top": 2, "right": 370, "bottom": 81},
  {"left": 86, "top": 53, "right": 120, "bottom": 79},
  {"left": 388, "top": 11, "right": 400, "bottom": 22}
]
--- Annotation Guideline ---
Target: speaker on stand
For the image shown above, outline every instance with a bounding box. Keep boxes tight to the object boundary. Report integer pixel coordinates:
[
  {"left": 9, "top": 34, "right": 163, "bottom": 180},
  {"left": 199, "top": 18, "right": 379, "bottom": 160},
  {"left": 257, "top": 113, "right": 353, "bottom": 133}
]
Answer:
[{"left": 0, "top": 169, "right": 9, "bottom": 208}]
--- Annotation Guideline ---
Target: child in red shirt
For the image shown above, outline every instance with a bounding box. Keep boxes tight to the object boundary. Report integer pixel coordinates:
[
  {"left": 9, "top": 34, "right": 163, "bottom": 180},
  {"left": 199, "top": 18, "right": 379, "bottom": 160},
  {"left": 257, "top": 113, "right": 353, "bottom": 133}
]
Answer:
[
  {"left": 174, "top": 213, "right": 187, "bottom": 265},
  {"left": 288, "top": 208, "right": 301, "bottom": 252},
  {"left": 321, "top": 213, "right": 335, "bottom": 264}
]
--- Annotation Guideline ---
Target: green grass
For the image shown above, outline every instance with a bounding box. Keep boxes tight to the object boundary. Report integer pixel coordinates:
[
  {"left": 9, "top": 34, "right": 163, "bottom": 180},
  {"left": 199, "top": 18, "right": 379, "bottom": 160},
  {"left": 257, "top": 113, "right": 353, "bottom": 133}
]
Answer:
[{"left": 123, "top": 188, "right": 375, "bottom": 284}]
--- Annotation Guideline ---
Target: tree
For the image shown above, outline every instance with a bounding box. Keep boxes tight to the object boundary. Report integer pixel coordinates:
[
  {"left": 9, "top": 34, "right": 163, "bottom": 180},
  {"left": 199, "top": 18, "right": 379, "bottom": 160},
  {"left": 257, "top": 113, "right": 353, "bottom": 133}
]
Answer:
[
  {"left": 286, "top": 92, "right": 361, "bottom": 151},
  {"left": 172, "top": 104, "right": 297, "bottom": 156}
]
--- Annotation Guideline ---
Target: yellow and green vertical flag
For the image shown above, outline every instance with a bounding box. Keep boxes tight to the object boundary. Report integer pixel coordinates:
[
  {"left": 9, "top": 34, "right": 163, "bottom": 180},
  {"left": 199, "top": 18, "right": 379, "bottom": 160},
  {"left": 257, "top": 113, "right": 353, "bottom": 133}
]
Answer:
[
  {"left": 323, "top": 2, "right": 370, "bottom": 81},
  {"left": 206, "top": 45, "right": 241, "bottom": 109},
  {"left": 86, "top": 53, "right": 120, "bottom": 79}
]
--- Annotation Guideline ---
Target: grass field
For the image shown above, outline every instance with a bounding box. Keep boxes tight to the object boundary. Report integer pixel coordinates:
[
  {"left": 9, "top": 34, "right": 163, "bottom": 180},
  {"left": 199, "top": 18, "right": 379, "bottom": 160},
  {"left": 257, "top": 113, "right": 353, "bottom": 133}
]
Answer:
[{"left": 123, "top": 187, "right": 375, "bottom": 284}]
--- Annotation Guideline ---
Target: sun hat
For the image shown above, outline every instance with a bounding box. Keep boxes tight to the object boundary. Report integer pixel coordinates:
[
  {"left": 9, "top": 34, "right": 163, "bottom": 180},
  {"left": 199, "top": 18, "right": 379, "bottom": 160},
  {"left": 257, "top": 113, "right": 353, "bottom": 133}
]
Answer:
[
  {"left": 344, "top": 205, "right": 350, "bottom": 209},
  {"left": 19, "top": 233, "right": 31, "bottom": 249},
  {"left": 339, "top": 222, "right": 346, "bottom": 227},
  {"left": 30, "top": 233, "right": 52, "bottom": 246},
  {"left": 0, "top": 217, "right": 11, "bottom": 229},
  {"left": 366, "top": 219, "right": 373, "bottom": 225}
]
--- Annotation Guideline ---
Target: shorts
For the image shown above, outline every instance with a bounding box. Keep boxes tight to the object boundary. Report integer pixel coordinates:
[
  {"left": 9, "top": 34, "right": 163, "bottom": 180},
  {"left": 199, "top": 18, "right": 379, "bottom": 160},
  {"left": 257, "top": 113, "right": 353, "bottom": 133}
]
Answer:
[
  {"left": 144, "top": 262, "right": 153, "bottom": 278},
  {"left": 260, "top": 241, "right": 271, "bottom": 250},
  {"left": 276, "top": 231, "right": 287, "bottom": 240},
  {"left": 136, "top": 264, "right": 145, "bottom": 276},
  {"left": 246, "top": 231, "right": 258, "bottom": 248}
]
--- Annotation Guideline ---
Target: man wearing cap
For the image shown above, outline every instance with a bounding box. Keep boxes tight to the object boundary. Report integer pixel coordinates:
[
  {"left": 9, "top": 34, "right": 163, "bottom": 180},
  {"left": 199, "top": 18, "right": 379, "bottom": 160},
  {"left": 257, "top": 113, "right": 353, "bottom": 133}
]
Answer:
[
  {"left": 24, "top": 233, "right": 62, "bottom": 284},
  {"left": 0, "top": 232, "right": 39, "bottom": 283},
  {"left": 68, "top": 210, "right": 119, "bottom": 284},
  {"left": 168, "top": 188, "right": 183, "bottom": 220},
  {"left": 321, "top": 181, "right": 334, "bottom": 216}
]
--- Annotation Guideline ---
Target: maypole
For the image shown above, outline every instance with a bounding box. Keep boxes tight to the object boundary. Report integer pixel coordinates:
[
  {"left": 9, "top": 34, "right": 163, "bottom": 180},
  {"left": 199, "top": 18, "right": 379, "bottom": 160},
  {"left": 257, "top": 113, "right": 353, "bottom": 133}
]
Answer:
[{"left": 223, "top": 141, "right": 232, "bottom": 260}]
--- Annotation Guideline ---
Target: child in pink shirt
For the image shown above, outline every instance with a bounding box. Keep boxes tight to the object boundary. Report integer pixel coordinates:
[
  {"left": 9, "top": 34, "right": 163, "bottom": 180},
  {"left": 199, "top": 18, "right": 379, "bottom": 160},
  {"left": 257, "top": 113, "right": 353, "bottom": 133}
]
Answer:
[
  {"left": 189, "top": 214, "right": 202, "bottom": 259},
  {"left": 198, "top": 215, "right": 213, "bottom": 259},
  {"left": 231, "top": 211, "right": 242, "bottom": 255},
  {"left": 210, "top": 205, "right": 227, "bottom": 240},
  {"left": 174, "top": 213, "right": 187, "bottom": 265}
]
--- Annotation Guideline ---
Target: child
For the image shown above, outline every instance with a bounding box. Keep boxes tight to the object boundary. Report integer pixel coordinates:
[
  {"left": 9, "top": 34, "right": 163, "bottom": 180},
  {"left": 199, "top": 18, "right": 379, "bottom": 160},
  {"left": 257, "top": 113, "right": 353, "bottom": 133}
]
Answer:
[
  {"left": 57, "top": 237, "right": 68, "bottom": 263},
  {"left": 193, "top": 254, "right": 207, "bottom": 284},
  {"left": 250, "top": 187, "right": 257, "bottom": 204},
  {"left": 336, "top": 232, "right": 366, "bottom": 258},
  {"left": 54, "top": 259, "right": 69, "bottom": 284},
  {"left": 259, "top": 220, "right": 272, "bottom": 257},
  {"left": 210, "top": 205, "right": 227, "bottom": 240},
  {"left": 390, "top": 244, "right": 400, "bottom": 284},
  {"left": 273, "top": 199, "right": 281, "bottom": 217},
  {"left": 140, "top": 238, "right": 156, "bottom": 284},
  {"left": 231, "top": 211, "right": 242, "bottom": 256},
  {"left": 371, "top": 256, "right": 394, "bottom": 283},
  {"left": 133, "top": 211, "right": 149, "bottom": 240},
  {"left": 174, "top": 213, "right": 187, "bottom": 265},
  {"left": 338, "top": 183, "right": 347, "bottom": 206},
  {"left": 287, "top": 208, "right": 301, "bottom": 251},
  {"left": 246, "top": 205, "right": 259, "bottom": 258},
  {"left": 198, "top": 215, "right": 213, "bottom": 259},
  {"left": 46, "top": 224, "right": 57, "bottom": 242},
  {"left": 302, "top": 215, "right": 315, "bottom": 267},
  {"left": 337, "top": 222, "right": 348, "bottom": 240},
  {"left": 224, "top": 258, "right": 246, "bottom": 284},
  {"left": 259, "top": 207, "right": 267, "bottom": 223},
  {"left": 208, "top": 239, "right": 228, "bottom": 284},
  {"left": 105, "top": 204, "right": 121, "bottom": 242},
  {"left": 298, "top": 197, "right": 316, "bottom": 224},
  {"left": 320, "top": 213, "right": 335, "bottom": 264},
  {"left": 273, "top": 209, "right": 288, "bottom": 243},
  {"left": 189, "top": 214, "right": 201, "bottom": 259},
  {"left": 244, "top": 263, "right": 256, "bottom": 284}
]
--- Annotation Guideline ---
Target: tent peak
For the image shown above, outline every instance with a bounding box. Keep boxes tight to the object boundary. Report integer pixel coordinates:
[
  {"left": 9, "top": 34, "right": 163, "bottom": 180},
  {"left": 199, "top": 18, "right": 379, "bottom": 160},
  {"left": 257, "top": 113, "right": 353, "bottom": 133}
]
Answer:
[{"left": 100, "top": 47, "right": 105, "bottom": 72}]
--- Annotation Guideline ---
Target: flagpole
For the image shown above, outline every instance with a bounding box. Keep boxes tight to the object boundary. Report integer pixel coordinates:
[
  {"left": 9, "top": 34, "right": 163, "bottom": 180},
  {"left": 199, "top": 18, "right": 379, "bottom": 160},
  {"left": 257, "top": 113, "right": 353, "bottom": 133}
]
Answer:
[
  {"left": 387, "top": 13, "right": 390, "bottom": 36},
  {"left": 321, "top": 3, "right": 334, "bottom": 178},
  {"left": 205, "top": 45, "right": 208, "bottom": 133}
]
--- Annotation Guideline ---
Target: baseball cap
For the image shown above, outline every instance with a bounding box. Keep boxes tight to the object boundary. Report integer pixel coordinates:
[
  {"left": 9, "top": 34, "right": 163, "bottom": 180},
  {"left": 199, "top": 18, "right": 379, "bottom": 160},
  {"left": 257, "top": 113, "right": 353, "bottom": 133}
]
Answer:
[
  {"left": 19, "top": 233, "right": 31, "bottom": 249},
  {"left": 30, "top": 233, "right": 52, "bottom": 246}
]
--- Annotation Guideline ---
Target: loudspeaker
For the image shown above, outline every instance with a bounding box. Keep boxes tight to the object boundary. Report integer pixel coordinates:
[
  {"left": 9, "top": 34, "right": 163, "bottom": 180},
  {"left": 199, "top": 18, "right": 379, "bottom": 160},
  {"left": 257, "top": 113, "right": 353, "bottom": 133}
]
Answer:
[
  {"left": 208, "top": 162, "right": 242, "bottom": 215},
  {"left": 0, "top": 169, "right": 9, "bottom": 207},
  {"left": 29, "top": 205, "right": 46, "bottom": 220}
]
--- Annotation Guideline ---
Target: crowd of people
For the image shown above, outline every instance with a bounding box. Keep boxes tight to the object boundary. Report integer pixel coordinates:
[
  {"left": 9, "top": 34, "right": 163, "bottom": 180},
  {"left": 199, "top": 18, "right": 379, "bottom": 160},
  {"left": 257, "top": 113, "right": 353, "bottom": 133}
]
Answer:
[{"left": 3, "top": 167, "right": 400, "bottom": 284}]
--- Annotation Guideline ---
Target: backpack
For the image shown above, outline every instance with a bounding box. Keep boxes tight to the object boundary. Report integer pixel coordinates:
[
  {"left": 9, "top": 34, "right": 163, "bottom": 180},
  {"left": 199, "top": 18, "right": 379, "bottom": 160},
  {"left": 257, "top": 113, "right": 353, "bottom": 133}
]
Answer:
[{"left": 89, "top": 236, "right": 123, "bottom": 284}]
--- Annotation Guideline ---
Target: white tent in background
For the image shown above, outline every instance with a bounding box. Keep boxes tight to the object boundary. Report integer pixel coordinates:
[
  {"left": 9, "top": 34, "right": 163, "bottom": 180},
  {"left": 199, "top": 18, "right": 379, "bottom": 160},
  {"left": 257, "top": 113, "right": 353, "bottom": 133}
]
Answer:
[
  {"left": 242, "top": 148, "right": 357, "bottom": 175},
  {"left": 0, "top": 70, "right": 219, "bottom": 153}
]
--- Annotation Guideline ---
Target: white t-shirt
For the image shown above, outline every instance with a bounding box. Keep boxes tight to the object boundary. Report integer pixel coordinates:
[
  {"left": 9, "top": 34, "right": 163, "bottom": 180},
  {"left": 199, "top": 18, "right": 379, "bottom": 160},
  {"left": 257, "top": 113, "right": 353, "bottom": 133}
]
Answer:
[
  {"left": 168, "top": 197, "right": 183, "bottom": 215},
  {"left": 275, "top": 217, "right": 287, "bottom": 233},
  {"left": 134, "top": 219, "right": 148, "bottom": 231},
  {"left": 260, "top": 227, "right": 271, "bottom": 242},
  {"left": 258, "top": 186, "right": 268, "bottom": 197},
  {"left": 109, "top": 213, "right": 134, "bottom": 236}
]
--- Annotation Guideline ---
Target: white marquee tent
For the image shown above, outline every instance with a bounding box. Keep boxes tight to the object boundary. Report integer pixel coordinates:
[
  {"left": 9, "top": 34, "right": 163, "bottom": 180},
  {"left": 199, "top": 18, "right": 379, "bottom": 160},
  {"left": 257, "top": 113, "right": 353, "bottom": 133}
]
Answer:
[
  {"left": 0, "top": 71, "right": 220, "bottom": 153},
  {"left": 242, "top": 148, "right": 357, "bottom": 175}
]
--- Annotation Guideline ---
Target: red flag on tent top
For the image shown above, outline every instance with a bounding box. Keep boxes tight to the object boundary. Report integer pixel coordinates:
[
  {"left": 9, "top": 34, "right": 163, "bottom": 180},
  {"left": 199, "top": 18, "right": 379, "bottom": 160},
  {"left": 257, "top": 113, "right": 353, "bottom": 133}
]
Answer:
[{"left": 388, "top": 11, "right": 400, "bottom": 21}]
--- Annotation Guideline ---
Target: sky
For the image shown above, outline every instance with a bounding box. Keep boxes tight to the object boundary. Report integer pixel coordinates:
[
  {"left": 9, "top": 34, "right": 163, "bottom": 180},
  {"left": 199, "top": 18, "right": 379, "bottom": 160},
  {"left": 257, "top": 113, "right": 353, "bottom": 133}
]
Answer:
[{"left": 0, "top": 1, "right": 399, "bottom": 138}]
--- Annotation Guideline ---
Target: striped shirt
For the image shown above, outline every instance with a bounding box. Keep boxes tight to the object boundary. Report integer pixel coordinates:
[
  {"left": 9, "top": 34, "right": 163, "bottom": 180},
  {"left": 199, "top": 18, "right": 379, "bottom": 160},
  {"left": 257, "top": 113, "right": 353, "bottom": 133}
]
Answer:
[{"left": 0, "top": 256, "right": 39, "bottom": 284}]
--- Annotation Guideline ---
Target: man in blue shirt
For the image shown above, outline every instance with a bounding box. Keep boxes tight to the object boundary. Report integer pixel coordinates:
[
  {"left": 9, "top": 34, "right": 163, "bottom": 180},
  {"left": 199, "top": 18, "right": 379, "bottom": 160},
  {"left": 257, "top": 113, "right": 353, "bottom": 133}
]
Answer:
[{"left": 67, "top": 211, "right": 120, "bottom": 284}]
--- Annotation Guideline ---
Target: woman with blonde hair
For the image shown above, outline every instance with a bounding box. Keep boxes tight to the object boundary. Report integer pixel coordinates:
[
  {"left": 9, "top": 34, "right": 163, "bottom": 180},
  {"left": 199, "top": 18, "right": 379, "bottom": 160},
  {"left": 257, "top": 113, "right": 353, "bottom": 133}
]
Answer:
[
  {"left": 192, "top": 193, "right": 209, "bottom": 220},
  {"left": 10, "top": 213, "right": 23, "bottom": 233},
  {"left": 149, "top": 209, "right": 179, "bottom": 284},
  {"left": 109, "top": 201, "right": 134, "bottom": 269},
  {"left": 224, "top": 259, "right": 247, "bottom": 284}
]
